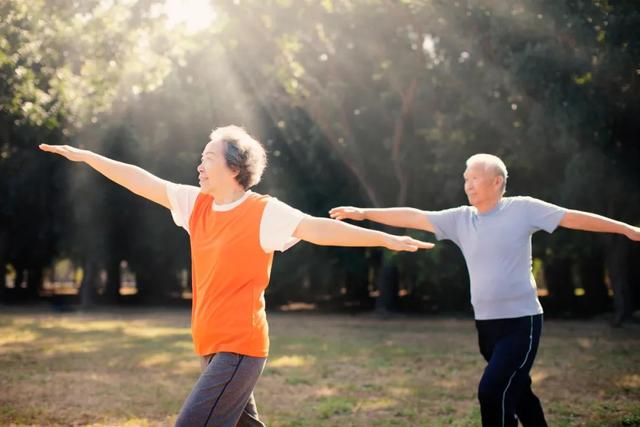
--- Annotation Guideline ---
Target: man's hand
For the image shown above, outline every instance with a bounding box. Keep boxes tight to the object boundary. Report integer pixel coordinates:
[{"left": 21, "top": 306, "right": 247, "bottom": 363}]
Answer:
[
  {"left": 330, "top": 206, "right": 435, "bottom": 233},
  {"left": 329, "top": 206, "right": 365, "bottom": 221},
  {"left": 383, "top": 235, "right": 435, "bottom": 252},
  {"left": 39, "top": 144, "right": 88, "bottom": 162},
  {"left": 625, "top": 225, "right": 640, "bottom": 241}
]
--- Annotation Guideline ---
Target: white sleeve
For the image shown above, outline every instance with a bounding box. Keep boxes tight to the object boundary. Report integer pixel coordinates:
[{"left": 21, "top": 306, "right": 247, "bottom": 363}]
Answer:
[
  {"left": 260, "top": 198, "right": 307, "bottom": 253},
  {"left": 165, "top": 182, "right": 201, "bottom": 234}
]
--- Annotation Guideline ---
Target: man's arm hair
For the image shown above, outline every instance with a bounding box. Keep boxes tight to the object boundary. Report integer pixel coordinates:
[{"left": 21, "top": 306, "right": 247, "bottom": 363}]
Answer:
[
  {"left": 559, "top": 209, "right": 639, "bottom": 240},
  {"left": 329, "top": 206, "right": 435, "bottom": 233}
]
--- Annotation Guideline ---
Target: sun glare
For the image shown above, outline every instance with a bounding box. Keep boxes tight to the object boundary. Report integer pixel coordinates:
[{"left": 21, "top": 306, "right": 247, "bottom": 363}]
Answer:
[{"left": 160, "top": 0, "right": 217, "bottom": 33}]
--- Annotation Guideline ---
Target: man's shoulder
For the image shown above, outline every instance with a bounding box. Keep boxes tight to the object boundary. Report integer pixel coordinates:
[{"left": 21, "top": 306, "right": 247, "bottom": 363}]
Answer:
[
  {"left": 442, "top": 204, "right": 474, "bottom": 214},
  {"left": 502, "top": 195, "right": 541, "bottom": 207},
  {"left": 428, "top": 204, "right": 474, "bottom": 221},
  {"left": 503, "top": 195, "right": 556, "bottom": 209},
  {"left": 504, "top": 195, "right": 529, "bottom": 202}
]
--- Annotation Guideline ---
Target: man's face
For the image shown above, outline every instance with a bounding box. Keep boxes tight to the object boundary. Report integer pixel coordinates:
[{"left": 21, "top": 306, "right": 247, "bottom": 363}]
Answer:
[
  {"left": 463, "top": 162, "right": 501, "bottom": 207},
  {"left": 197, "top": 138, "right": 237, "bottom": 194}
]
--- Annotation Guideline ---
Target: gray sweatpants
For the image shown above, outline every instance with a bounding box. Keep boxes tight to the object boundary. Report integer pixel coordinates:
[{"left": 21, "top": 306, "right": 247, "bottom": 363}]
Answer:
[{"left": 175, "top": 352, "right": 267, "bottom": 427}]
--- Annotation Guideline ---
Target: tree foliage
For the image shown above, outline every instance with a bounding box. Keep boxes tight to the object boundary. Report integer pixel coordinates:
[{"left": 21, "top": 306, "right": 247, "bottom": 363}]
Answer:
[{"left": 2, "top": 0, "right": 638, "bottom": 316}]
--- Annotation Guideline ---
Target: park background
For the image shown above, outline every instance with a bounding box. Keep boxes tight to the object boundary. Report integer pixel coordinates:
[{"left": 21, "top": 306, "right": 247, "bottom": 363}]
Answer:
[{"left": 1, "top": 0, "right": 639, "bottom": 425}]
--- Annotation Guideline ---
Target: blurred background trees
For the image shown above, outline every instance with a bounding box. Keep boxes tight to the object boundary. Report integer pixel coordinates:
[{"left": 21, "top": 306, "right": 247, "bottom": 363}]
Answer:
[{"left": 2, "top": 0, "right": 639, "bottom": 321}]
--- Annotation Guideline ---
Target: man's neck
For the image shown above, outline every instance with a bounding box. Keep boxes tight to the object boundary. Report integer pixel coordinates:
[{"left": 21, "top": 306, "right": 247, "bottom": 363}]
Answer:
[{"left": 474, "top": 197, "right": 502, "bottom": 214}]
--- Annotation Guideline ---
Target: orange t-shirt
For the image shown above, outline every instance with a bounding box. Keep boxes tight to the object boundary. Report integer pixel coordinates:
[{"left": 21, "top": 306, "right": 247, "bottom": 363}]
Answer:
[{"left": 188, "top": 192, "right": 273, "bottom": 357}]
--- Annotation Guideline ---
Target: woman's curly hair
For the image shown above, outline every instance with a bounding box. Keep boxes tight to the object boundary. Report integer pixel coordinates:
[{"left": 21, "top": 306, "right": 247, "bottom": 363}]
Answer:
[{"left": 209, "top": 125, "right": 267, "bottom": 190}]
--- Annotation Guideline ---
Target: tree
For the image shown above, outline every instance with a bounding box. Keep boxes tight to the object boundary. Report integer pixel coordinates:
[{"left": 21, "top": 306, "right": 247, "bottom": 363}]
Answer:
[{"left": 0, "top": 0, "right": 194, "bottom": 303}]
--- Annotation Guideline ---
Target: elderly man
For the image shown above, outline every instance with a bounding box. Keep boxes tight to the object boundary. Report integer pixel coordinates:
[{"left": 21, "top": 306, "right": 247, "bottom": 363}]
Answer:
[
  {"left": 330, "top": 153, "right": 640, "bottom": 427},
  {"left": 40, "top": 125, "right": 433, "bottom": 427}
]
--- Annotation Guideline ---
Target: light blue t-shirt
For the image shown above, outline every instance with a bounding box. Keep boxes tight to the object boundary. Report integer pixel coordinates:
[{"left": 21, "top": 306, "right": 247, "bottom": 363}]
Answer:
[{"left": 426, "top": 196, "right": 567, "bottom": 320}]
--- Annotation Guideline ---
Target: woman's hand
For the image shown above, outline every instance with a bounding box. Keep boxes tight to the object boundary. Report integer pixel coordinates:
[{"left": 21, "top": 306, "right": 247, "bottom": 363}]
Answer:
[{"left": 39, "top": 144, "right": 89, "bottom": 162}]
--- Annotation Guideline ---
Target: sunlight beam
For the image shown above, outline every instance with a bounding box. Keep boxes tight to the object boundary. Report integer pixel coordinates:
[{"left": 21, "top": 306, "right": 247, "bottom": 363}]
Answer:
[{"left": 154, "top": 0, "right": 217, "bottom": 34}]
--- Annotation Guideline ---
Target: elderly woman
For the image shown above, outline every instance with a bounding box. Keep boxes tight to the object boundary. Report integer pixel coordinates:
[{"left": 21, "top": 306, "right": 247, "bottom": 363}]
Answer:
[{"left": 40, "top": 125, "right": 433, "bottom": 427}]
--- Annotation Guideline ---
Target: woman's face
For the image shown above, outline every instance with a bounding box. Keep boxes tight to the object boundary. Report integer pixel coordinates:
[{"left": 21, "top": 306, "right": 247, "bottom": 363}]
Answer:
[{"left": 197, "top": 139, "right": 238, "bottom": 194}]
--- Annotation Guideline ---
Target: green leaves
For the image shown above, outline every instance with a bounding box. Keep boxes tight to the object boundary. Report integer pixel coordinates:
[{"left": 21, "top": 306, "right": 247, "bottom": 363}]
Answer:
[{"left": 0, "top": 0, "right": 199, "bottom": 130}]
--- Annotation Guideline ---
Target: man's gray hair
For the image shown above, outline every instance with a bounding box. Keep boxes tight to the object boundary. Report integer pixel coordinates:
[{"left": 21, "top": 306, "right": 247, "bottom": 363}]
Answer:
[
  {"left": 210, "top": 125, "right": 267, "bottom": 190},
  {"left": 466, "top": 153, "right": 508, "bottom": 195}
]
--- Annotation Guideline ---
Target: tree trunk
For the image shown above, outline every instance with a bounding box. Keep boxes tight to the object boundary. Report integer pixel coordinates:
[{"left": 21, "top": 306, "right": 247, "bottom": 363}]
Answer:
[
  {"left": 25, "top": 267, "right": 42, "bottom": 300},
  {"left": 0, "top": 228, "right": 6, "bottom": 301},
  {"left": 9, "top": 266, "right": 25, "bottom": 301},
  {"left": 544, "top": 257, "right": 575, "bottom": 317},
  {"left": 605, "top": 235, "right": 631, "bottom": 326},
  {"left": 80, "top": 260, "right": 96, "bottom": 309},
  {"left": 103, "top": 259, "right": 121, "bottom": 304},
  {"left": 578, "top": 252, "right": 609, "bottom": 315},
  {"left": 375, "top": 256, "right": 399, "bottom": 316},
  {"left": 630, "top": 244, "right": 640, "bottom": 312},
  {"left": 345, "top": 266, "right": 370, "bottom": 309},
  {"left": 136, "top": 268, "right": 171, "bottom": 304},
  {"left": 0, "top": 253, "right": 6, "bottom": 303}
]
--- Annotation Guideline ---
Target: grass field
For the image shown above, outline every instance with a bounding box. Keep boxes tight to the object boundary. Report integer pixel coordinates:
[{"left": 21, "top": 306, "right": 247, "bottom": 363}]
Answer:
[{"left": 1, "top": 307, "right": 639, "bottom": 426}]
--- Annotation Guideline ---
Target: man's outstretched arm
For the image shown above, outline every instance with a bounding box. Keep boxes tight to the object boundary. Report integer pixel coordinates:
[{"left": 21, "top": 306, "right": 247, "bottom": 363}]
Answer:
[
  {"left": 559, "top": 210, "right": 640, "bottom": 241},
  {"left": 294, "top": 216, "right": 435, "bottom": 252},
  {"left": 329, "top": 206, "right": 435, "bottom": 233},
  {"left": 39, "top": 144, "right": 171, "bottom": 209}
]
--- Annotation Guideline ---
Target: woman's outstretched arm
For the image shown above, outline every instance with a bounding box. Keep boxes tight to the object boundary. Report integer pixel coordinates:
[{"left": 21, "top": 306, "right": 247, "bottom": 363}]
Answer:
[{"left": 39, "top": 144, "right": 171, "bottom": 209}]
